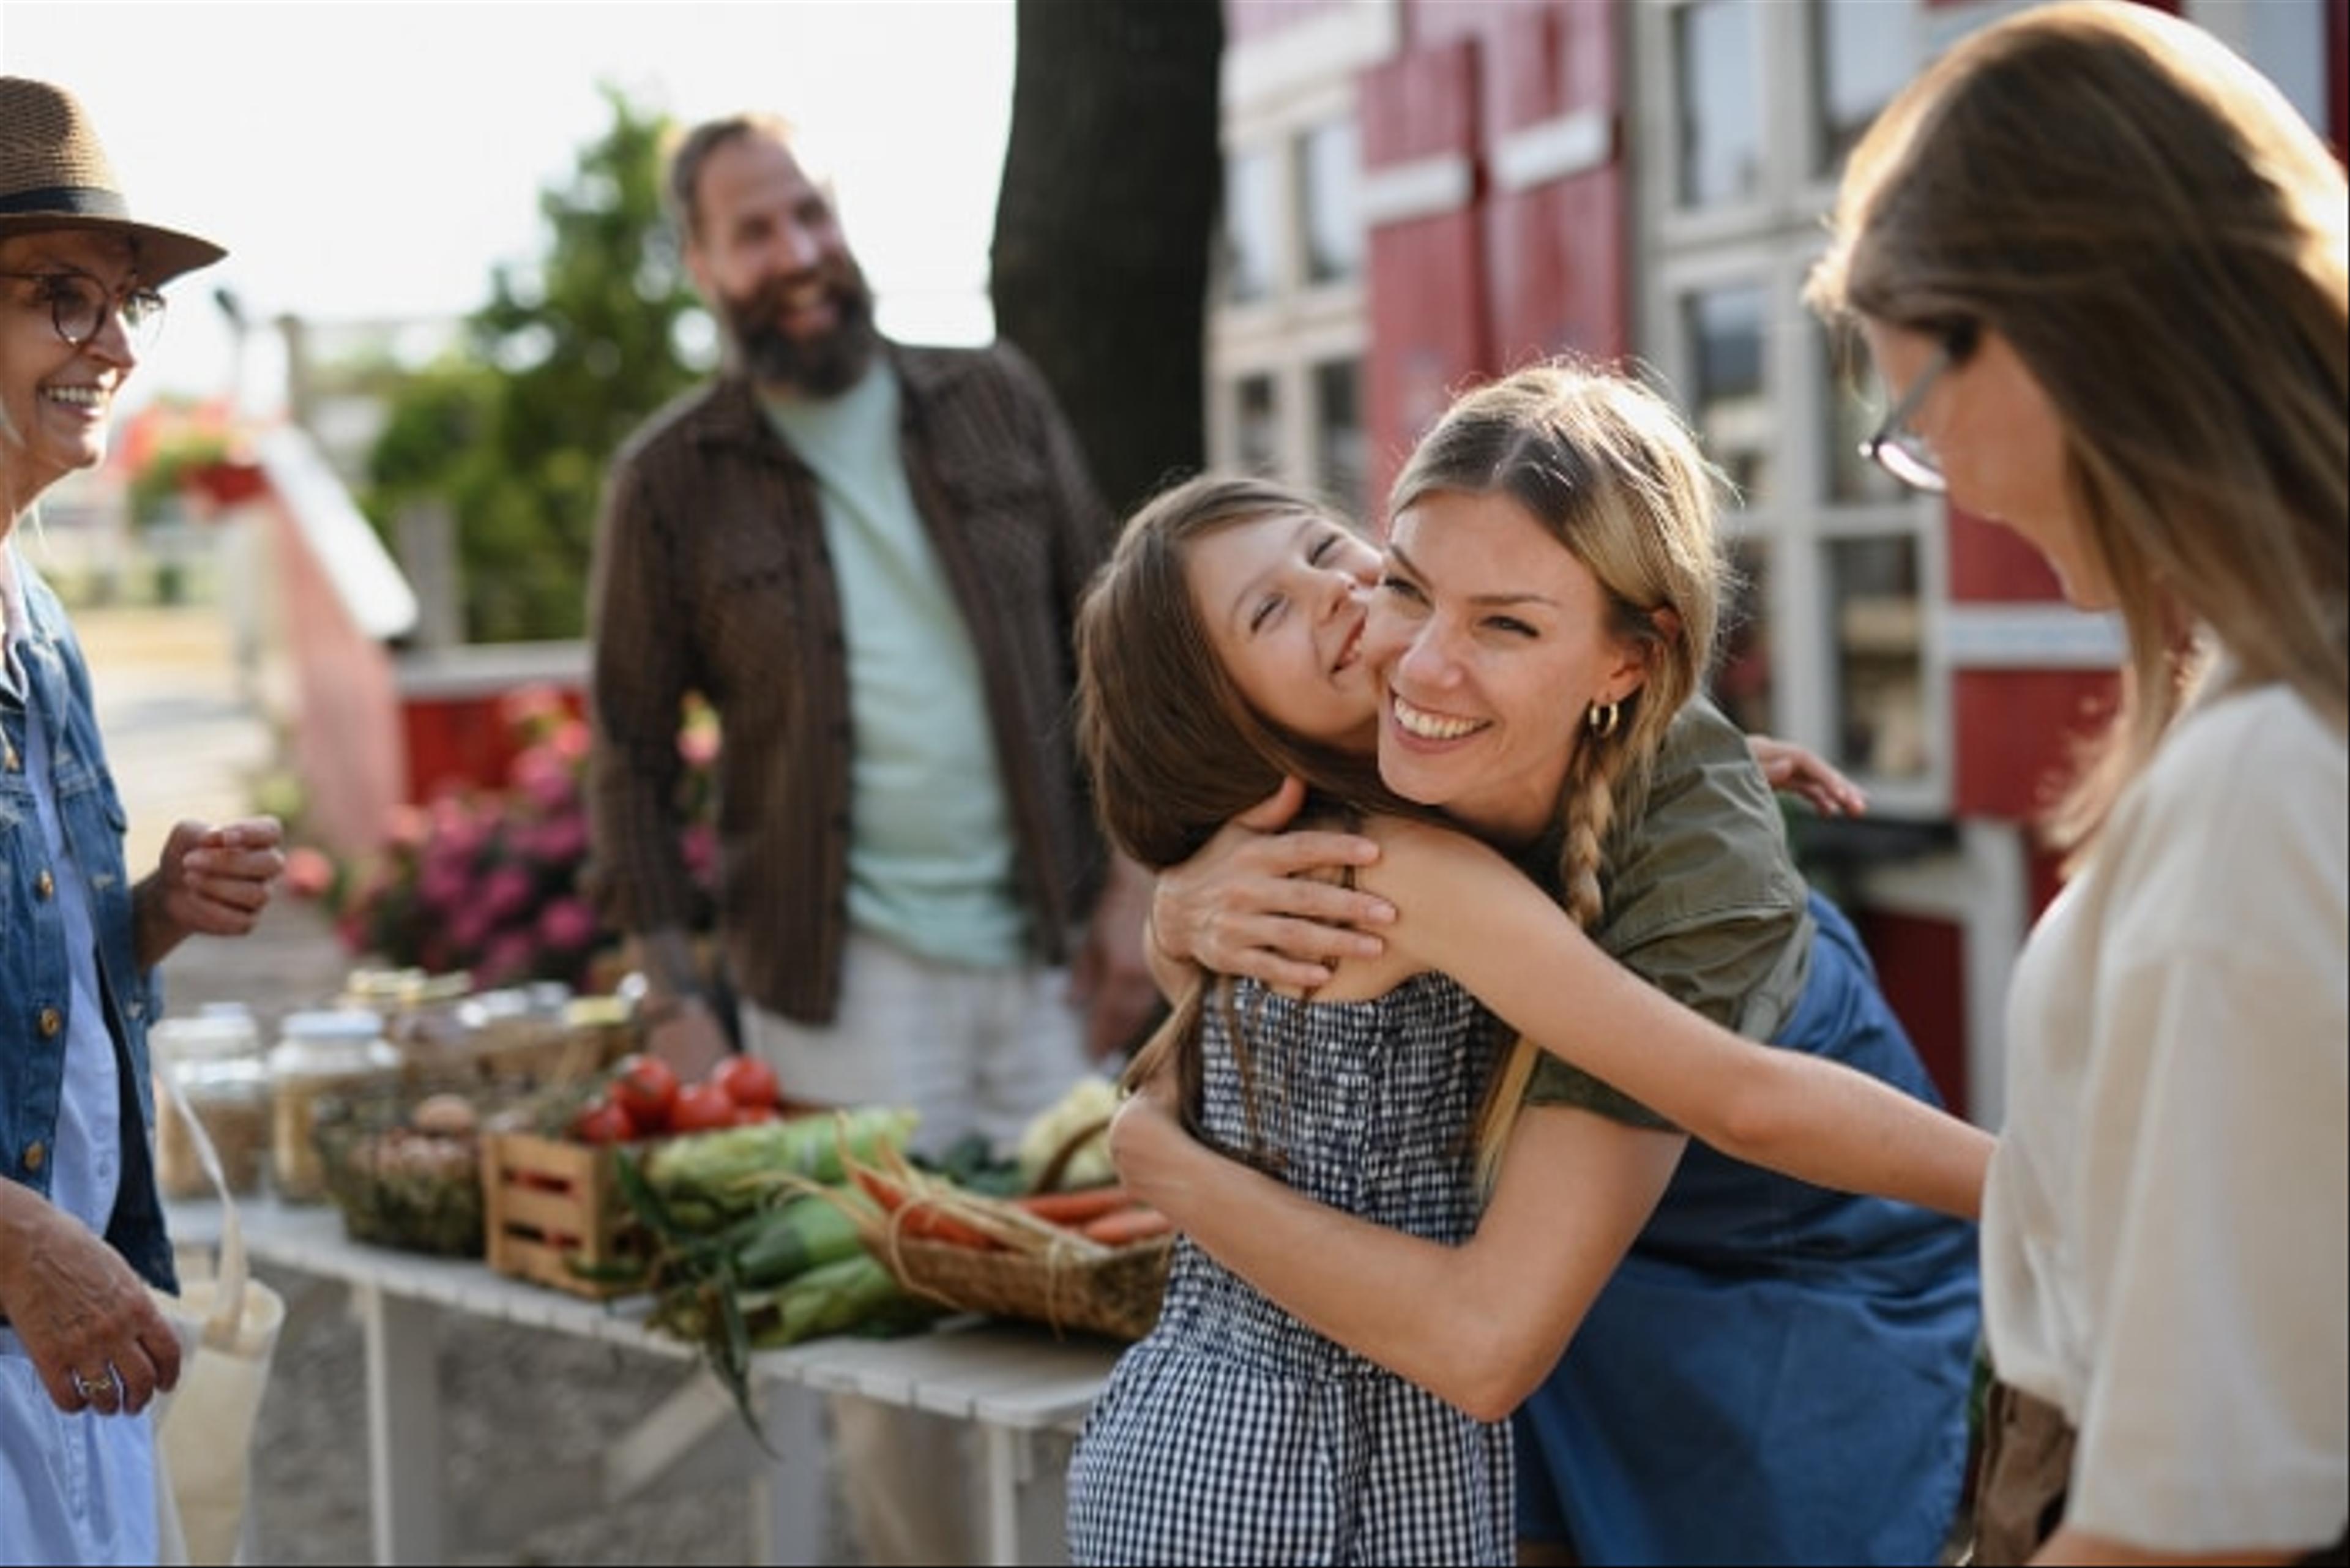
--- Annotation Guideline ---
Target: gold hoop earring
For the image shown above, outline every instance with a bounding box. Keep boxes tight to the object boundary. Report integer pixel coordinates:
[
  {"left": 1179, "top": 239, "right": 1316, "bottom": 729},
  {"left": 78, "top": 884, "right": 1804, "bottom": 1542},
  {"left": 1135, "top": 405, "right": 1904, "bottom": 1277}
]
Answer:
[{"left": 1586, "top": 699, "right": 1621, "bottom": 739}]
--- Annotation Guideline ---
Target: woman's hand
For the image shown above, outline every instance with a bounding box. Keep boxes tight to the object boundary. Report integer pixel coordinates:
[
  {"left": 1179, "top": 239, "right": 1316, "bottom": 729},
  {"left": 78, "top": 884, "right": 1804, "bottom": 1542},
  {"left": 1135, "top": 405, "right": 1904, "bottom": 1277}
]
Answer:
[
  {"left": 136, "top": 816, "right": 288, "bottom": 966},
  {"left": 0, "top": 1185, "right": 182, "bottom": 1417},
  {"left": 1152, "top": 778, "right": 1394, "bottom": 991},
  {"left": 1747, "top": 736, "right": 1868, "bottom": 817}
]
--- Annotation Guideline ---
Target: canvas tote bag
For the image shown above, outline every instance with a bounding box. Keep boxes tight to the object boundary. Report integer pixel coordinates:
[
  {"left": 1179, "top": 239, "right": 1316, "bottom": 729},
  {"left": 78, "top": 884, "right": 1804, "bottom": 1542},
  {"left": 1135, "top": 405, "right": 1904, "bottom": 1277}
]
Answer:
[{"left": 149, "top": 1067, "right": 287, "bottom": 1566}]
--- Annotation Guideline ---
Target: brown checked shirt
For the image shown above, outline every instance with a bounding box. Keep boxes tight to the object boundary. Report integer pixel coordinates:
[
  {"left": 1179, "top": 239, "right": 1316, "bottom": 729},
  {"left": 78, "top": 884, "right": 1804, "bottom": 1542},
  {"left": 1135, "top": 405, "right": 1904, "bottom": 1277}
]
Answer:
[{"left": 586, "top": 340, "right": 1117, "bottom": 1024}]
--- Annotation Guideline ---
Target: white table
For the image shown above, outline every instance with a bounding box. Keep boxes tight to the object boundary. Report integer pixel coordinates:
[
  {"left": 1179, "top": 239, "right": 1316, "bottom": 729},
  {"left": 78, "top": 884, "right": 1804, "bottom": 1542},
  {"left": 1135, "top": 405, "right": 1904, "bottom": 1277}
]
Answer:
[{"left": 168, "top": 1198, "right": 1119, "bottom": 1565}]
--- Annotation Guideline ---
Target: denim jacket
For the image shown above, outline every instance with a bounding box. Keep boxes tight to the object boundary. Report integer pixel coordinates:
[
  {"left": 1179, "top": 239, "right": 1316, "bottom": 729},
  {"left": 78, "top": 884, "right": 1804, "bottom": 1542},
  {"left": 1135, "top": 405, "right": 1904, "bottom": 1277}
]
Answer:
[{"left": 1, "top": 558, "right": 172, "bottom": 1291}]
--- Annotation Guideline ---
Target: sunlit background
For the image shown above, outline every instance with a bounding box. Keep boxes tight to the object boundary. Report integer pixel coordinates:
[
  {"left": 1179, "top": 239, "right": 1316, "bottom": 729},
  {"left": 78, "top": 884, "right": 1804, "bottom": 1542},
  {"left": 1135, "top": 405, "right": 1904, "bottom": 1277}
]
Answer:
[{"left": 0, "top": 0, "right": 1016, "bottom": 414}]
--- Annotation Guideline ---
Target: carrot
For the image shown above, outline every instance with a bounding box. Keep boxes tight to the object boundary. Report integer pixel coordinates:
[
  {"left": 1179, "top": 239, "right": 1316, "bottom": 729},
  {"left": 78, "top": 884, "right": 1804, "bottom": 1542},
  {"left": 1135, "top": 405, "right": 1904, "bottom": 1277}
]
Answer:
[
  {"left": 1013, "top": 1185, "right": 1137, "bottom": 1228},
  {"left": 1080, "top": 1204, "right": 1176, "bottom": 1246},
  {"left": 851, "top": 1166, "right": 1001, "bottom": 1250}
]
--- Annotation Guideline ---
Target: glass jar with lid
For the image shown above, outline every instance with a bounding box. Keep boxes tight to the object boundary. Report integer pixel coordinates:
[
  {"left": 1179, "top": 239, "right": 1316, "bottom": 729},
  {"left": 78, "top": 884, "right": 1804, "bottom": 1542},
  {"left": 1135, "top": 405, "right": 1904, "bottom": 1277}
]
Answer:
[
  {"left": 151, "top": 1014, "right": 269, "bottom": 1200},
  {"left": 268, "top": 1009, "right": 401, "bottom": 1204}
]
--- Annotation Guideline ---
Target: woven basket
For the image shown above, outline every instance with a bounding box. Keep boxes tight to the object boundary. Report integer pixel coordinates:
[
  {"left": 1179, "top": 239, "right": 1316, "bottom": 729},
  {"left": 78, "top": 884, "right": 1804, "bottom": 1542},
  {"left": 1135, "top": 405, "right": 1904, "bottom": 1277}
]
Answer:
[{"left": 876, "top": 1231, "right": 1173, "bottom": 1343}]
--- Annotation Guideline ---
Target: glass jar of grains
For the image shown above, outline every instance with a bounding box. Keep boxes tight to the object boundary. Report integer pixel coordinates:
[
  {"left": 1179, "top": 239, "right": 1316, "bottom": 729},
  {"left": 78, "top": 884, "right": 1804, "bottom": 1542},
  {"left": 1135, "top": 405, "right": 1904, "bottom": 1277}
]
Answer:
[
  {"left": 267, "top": 1009, "right": 401, "bottom": 1204},
  {"left": 151, "top": 1014, "right": 270, "bottom": 1200}
]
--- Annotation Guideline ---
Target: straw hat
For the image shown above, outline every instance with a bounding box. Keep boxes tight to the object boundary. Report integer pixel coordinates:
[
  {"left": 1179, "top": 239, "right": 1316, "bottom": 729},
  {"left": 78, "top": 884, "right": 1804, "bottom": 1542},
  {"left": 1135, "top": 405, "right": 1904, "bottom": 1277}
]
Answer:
[{"left": 0, "top": 76, "right": 225, "bottom": 284}]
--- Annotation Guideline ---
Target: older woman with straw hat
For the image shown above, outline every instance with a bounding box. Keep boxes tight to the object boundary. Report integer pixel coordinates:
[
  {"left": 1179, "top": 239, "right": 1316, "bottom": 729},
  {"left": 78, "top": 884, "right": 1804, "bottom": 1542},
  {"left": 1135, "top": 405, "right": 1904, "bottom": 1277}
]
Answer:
[{"left": 0, "top": 75, "right": 288, "bottom": 1564}]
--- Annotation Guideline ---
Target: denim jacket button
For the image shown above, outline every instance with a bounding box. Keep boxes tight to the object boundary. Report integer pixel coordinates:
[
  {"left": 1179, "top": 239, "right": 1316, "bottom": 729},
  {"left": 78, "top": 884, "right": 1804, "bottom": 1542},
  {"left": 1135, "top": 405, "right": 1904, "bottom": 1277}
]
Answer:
[
  {"left": 34, "top": 868, "right": 54, "bottom": 899},
  {"left": 22, "top": 1141, "right": 44, "bottom": 1173},
  {"left": 37, "top": 1007, "right": 62, "bottom": 1038}
]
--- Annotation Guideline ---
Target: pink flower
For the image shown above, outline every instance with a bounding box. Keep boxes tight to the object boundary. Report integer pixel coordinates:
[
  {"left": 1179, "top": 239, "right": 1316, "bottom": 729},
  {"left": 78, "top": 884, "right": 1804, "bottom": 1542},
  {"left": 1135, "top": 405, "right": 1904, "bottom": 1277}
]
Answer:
[
  {"left": 681, "top": 821, "right": 718, "bottom": 882},
  {"left": 477, "top": 930, "right": 539, "bottom": 987},
  {"left": 479, "top": 863, "right": 537, "bottom": 925},
  {"left": 284, "top": 846, "right": 337, "bottom": 901},
  {"left": 509, "top": 745, "right": 579, "bottom": 814},
  {"left": 677, "top": 722, "right": 720, "bottom": 769},
  {"left": 497, "top": 684, "right": 569, "bottom": 734},
  {"left": 524, "top": 813, "right": 590, "bottom": 867},
  {"left": 537, "top": 897, "right": 600, "bottom": 952},
  {"left": 550, "top": 717, "right": 592, "bottom": 764},
  {"left": 382, "top": 803, "right": 431, "bottom": 851}
]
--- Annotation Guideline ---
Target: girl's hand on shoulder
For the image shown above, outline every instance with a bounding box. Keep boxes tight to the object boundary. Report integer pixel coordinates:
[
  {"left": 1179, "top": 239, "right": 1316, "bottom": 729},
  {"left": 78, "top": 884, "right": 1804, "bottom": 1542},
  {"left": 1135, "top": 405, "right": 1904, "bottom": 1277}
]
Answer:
[
  {"left": 1152, "top": 778, "right": 1393, "bottom": 990},
  {"left": 1747, "top": 735, "right": 1868, "bottom": 818}
]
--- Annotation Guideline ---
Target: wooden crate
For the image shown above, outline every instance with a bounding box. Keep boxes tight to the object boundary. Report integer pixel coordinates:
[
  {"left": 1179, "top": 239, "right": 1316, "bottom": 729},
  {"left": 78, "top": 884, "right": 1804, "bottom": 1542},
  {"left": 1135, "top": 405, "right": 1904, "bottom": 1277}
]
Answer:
[{"left": 481, "top": 1132, "right": 649, "bottom": 1298}]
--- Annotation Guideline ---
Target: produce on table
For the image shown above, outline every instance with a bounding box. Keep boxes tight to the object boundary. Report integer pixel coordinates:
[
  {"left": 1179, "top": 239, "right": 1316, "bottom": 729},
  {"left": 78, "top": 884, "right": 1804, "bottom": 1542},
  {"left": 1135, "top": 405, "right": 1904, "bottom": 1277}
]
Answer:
[
  {"left": 1014, "top": 1073, "right": 1122, "bottom": 1190},
  {"left": 613, "top": 1105, "right": 934, "bottom": 1441}
]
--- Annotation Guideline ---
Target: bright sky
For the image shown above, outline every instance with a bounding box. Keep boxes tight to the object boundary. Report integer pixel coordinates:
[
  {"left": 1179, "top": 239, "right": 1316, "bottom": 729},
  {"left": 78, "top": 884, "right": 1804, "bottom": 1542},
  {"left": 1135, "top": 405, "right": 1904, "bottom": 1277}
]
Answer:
[{"left": 0, "top": 1, "right": 1016, "bottom": 414}]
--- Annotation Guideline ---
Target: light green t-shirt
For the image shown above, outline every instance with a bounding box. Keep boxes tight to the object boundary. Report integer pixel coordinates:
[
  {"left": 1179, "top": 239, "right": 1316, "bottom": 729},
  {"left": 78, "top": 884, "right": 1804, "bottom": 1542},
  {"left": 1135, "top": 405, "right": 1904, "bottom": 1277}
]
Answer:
[{"left": 764, "top": 366, "right": 1029, "bottom": 966}]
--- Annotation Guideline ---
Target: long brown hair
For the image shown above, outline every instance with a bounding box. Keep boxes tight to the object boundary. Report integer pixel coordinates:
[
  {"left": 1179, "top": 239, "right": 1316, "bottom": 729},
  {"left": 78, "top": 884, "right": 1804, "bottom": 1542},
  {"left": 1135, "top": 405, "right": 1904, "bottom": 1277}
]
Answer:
[
  {"left": 1075, "top": 474, "right": 1422, "bottom": 1160},
  {"left": 1387, "top": 360, "right": 1731, "bottom": 1181},
  {"left": 1807, "top": 0, "right": 2349, "bottom": 867}
]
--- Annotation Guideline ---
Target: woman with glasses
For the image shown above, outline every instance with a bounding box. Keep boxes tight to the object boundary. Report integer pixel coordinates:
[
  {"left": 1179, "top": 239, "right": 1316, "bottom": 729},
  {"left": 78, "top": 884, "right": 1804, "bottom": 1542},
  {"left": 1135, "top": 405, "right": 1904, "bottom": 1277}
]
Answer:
[
  {"left": 1808, "top": 5, "right": 2346, "bottom": 1562},
  {"left": 0, "top": 76, "right": 287, "bottom": 1565}
]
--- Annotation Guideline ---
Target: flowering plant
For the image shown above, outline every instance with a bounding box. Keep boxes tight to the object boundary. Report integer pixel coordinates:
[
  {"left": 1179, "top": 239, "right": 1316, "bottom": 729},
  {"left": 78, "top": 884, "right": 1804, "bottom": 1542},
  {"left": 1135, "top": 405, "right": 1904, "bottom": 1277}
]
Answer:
[{"left": 304, "top": 686, "right": 719, "bottom": 991}]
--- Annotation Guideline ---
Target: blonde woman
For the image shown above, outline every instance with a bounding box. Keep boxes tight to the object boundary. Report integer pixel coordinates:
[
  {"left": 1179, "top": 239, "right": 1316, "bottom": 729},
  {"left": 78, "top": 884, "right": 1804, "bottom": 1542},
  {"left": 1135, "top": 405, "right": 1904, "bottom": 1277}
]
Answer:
[
  {"left": 1807, "top": 4, "right": 2347, "bottom": 1562},
  {"left": 1087, "top": 366, "right": 1980, "bottom": 1564}
]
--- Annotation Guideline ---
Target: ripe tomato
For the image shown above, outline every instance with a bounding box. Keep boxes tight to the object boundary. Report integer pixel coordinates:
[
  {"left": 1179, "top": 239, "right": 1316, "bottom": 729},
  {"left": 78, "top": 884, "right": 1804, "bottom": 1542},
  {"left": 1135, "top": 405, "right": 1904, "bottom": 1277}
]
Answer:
[
  {"left": 570, "top": 1093, "right": 638, "bottom": 1146},
  {"left": 610, "top": 1053, "right": 680, "bottom": 1133},
  {"left": 668, "top": 1081, "right": 740, "bottom": 1134},
  {"left": 731, "top": 1102, "right": 781, "bottom": 1126},
  {"left": 711, "top": 1053, "right": 781, "bottom": 1110}
]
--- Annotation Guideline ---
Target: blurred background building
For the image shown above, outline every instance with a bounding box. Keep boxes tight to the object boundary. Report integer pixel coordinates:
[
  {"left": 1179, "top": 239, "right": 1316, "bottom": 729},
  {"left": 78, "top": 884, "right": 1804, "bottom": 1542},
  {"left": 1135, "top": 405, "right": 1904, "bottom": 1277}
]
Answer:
[{"left": 1201, "top": 0, "right": 2345, "bottom": 1124}]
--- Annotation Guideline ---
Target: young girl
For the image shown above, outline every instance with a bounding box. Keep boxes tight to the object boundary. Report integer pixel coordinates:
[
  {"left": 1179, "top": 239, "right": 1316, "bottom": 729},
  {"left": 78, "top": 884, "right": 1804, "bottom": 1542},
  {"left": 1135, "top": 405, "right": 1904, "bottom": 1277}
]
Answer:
[{"left": 1069, "top": 372, "right": 1979, "bottom": 1564}]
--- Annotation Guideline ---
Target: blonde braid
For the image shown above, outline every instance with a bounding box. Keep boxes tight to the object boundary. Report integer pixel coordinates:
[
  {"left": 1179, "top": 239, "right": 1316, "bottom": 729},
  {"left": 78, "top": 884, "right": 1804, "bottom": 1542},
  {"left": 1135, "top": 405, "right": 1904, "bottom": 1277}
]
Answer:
[{"left": 1470, "top": 733, "right": 1628, "bottom": 1190}]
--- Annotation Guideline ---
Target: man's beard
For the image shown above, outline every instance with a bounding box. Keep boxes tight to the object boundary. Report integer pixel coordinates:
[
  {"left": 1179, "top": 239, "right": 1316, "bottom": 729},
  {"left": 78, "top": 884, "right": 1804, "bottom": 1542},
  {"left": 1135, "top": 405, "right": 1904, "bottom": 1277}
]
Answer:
[{"left": 718, "top": 271, "right": 881, "bottom": 397}]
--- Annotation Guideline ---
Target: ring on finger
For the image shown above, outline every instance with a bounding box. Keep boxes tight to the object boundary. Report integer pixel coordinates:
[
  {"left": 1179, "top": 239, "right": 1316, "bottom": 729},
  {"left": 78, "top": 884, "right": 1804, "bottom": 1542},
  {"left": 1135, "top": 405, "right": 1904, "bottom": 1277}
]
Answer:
[{"left": 69, "top": 1367, "right": 109, "bottom": 1400}]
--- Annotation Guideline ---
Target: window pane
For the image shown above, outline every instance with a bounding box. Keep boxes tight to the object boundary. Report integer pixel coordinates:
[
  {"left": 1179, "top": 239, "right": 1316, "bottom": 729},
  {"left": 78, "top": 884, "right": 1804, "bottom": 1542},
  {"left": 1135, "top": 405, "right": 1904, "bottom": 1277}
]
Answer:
[
  {"left": 2244, "top": 0, "right": 2329, "bottom": 134},
  {"left": 1684, "top": 283, "right": 1773, "bottom": 503},
  {"left": 1814, "top": 0, "right": 1909, "bottom": 176},
  {"left": 1715, "top": 537, "right": 1776, "bottom": 739},
  {"left": 1675, "top": 0, "right": 1763, "bottom": 209},
  {"left": 1827, "top": 535, "right": 1928, "bottom": 778},
  {"left": 1313, "top": 360, "right": 1365, "bottom": 515},
  {"left": 1298, "top": 121, "right": 1363, "bottom": 286},
  {"left": 1236, "top": 375, "right": 1280, "bottom": 475},
  {"left": 1221, "top": 149, "right": 1280, "bottom": 305},
  {"left": 1824, "top": 319, "right": 1909, "bottom": 506}
]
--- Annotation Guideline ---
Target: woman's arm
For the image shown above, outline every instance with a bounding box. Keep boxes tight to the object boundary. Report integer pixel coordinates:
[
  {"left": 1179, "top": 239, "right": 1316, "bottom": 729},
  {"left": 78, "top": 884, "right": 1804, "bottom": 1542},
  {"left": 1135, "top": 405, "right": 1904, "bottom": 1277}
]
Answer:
[
  {"left": 1111, "top": 1085, "right": 1682, "bottom": 1420},
  {"left": 1368, "top": 816, "right": 1993, "bottom": 1220}
]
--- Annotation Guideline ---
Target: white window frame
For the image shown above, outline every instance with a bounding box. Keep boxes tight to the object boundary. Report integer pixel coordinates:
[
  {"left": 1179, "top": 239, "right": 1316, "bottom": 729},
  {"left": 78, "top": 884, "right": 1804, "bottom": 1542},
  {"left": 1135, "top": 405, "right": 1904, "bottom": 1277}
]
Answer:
[
  {"left": 1209, "top": 43, "right": 1376, "bottom": 498},
  {"left": 1634, "top": 0, "right": 1952, "bottom": 816}
]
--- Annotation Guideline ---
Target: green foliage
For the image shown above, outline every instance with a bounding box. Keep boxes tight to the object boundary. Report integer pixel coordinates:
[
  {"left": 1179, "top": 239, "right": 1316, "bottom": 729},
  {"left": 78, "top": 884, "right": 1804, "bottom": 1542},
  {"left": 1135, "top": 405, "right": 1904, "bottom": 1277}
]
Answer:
[
  {"left": 127, "top": 428, "right": 232, "bottom": 529},
  {"left": 364, "top": 84, "right": 709, "bottom": 643}
]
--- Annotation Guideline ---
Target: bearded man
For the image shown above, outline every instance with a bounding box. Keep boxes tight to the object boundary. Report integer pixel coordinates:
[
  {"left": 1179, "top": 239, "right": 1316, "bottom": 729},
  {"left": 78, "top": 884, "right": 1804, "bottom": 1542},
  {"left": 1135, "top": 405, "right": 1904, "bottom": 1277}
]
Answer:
[{"left": 584, "top": 111, "right": 1155, "bottom": 1565}]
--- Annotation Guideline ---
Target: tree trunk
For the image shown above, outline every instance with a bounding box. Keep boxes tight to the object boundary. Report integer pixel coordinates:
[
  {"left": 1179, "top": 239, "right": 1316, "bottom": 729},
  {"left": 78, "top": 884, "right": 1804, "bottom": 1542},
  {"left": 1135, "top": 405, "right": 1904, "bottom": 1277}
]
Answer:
[{"left": 990, "top": 0, "right": 1223, "bottom": 520}]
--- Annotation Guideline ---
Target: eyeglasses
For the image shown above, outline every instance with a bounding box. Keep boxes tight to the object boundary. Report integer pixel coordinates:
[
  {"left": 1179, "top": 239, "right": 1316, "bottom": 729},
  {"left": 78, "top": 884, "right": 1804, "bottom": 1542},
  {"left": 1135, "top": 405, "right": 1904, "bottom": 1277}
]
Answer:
[
  {"left": 0, "top": 269, "right": 168, "bottom": 354},
  {"left": 1859, "top": 327, "right": 1975, "bottom": 493}
]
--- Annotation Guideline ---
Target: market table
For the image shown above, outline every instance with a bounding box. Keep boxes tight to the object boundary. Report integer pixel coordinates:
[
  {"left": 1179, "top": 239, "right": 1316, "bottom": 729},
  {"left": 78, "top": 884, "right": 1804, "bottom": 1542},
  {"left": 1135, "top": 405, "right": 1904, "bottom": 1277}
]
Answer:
[{"left": 166, "top": 1197, "right": 1121, "bottom": 1566}]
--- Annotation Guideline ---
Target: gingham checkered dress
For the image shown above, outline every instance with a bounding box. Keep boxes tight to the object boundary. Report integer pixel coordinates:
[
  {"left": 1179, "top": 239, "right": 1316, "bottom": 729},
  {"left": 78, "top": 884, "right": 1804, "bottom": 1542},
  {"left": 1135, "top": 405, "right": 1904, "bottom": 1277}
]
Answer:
[{"left": 1065, "top": 972, "right": 1512, "bottom": 1566}]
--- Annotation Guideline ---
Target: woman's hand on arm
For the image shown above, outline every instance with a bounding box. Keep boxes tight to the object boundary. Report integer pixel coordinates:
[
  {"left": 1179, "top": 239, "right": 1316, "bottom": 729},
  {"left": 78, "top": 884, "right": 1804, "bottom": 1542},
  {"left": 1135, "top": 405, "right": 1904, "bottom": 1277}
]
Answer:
[
  {"left": 0, "top": 1182, "right": 183, "bottom": 1417},
  {"left": 134, "top": 816, "right": 286, "bottom": 968},
  {"left": 1149, "top": 777, "right": 1393, "bottom": 994},
  {"left": 1111, "top": 1088, "right": 1683, "bottom": 1421}
]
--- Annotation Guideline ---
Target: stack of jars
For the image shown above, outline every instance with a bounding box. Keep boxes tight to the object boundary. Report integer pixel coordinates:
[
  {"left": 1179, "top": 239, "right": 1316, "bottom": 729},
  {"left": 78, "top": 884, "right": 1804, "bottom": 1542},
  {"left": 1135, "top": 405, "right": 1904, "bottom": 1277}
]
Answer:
[
  {"left": 150, "top": 1009, "right": 270, "bottom": 1201},
  {"left": 267, "top": 1008, "right": 401, "bottom": 1204}
]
